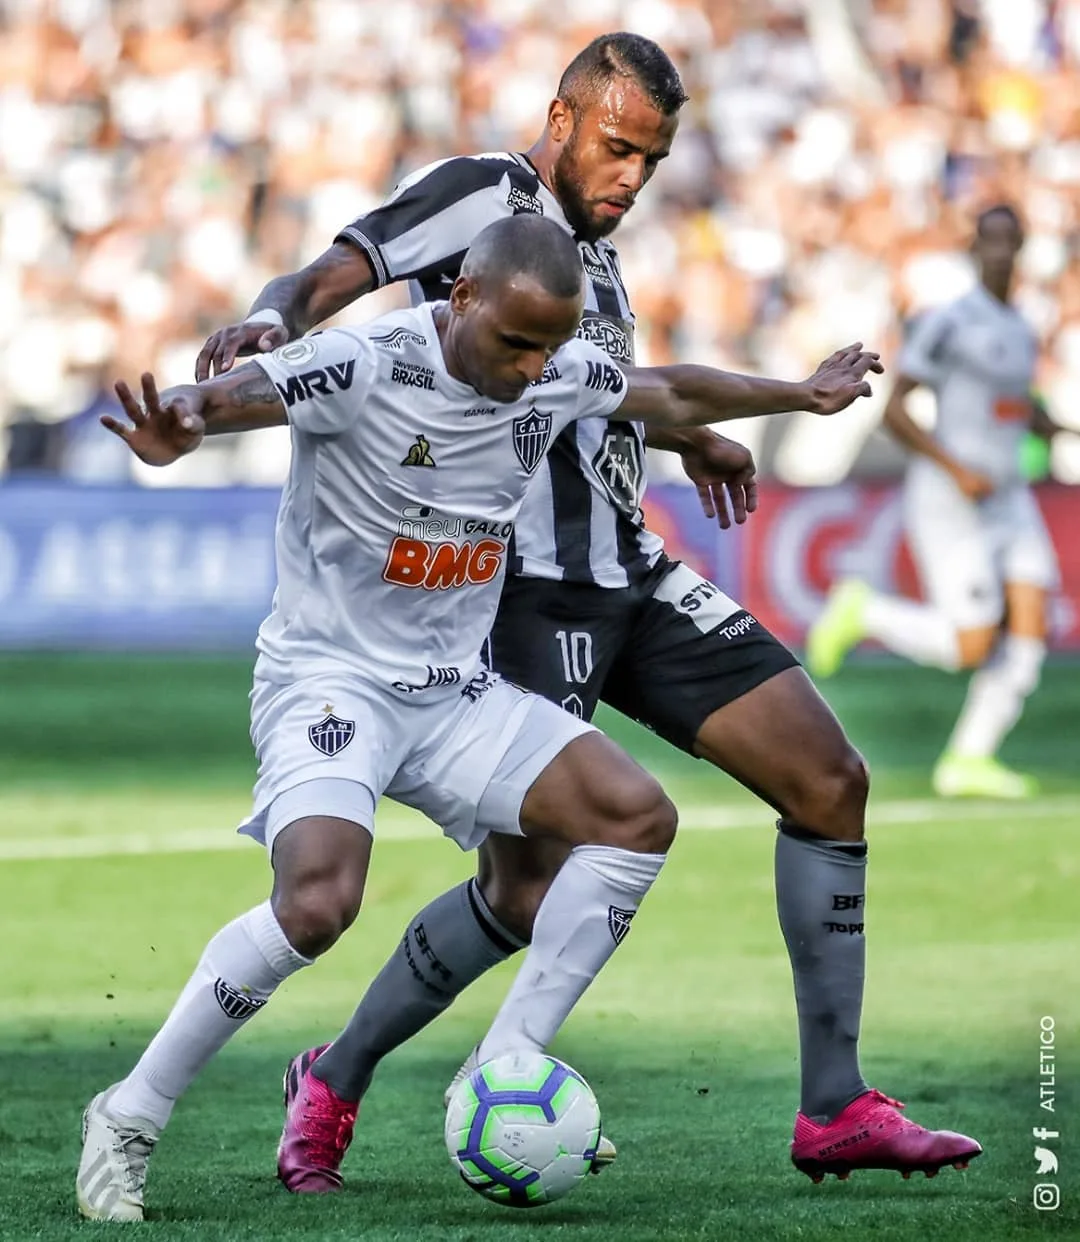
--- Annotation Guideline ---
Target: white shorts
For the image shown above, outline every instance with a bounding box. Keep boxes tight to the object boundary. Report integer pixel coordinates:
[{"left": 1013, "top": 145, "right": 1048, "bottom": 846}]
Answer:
[
  {"left": 904, "top": 463, "right": 1059, "bottom": 629},
  {"left": 238, "top": 670, "right": 596, "bottom": 854}
]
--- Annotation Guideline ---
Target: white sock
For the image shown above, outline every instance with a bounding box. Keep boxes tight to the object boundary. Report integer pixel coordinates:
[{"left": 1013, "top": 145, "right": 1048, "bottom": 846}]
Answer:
[
  {"left": 477, "top": 844, "right": 665, "bottom": 1061},
  {"left": 109, "top": 902, "right": 310, "bottom": 1129},
  {"left": 863, "top": 593, "right": 959, "bottom": 669},
  {"left": 948, "top": 635, "right": 1045, "bottom": 758}
]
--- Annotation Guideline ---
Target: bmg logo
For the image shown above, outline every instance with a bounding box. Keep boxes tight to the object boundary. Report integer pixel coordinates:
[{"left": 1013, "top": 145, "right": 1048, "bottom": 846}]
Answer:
[{"left": 1033, "top": 1183, "right": 1060, "bottom": 1211}]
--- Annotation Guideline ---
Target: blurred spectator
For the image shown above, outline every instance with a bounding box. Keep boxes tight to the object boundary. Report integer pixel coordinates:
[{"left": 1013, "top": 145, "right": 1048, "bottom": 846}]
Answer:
[{"left": 1, "top": 0, "right": 1078, "bottom": 485}]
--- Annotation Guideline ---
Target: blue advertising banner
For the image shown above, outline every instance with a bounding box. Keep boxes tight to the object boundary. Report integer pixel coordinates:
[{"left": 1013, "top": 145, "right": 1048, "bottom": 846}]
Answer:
[
  {"left": 0, "top": 481, "right": 745, "bottom": 651},
  {"left": 0, "top": 482, "right": 280, "bottom": 650}
]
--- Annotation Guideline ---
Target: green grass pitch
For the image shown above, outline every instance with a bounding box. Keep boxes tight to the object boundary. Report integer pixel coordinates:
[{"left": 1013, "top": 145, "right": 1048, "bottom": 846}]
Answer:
[{"left": 1, "top": 654, "right": 1077, "bottom": 1240}]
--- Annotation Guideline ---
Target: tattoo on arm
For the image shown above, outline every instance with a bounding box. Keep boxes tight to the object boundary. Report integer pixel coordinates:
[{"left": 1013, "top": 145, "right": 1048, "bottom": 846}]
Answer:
[{"left": 198, "top": 366, "right": 285, "bottom": 434}]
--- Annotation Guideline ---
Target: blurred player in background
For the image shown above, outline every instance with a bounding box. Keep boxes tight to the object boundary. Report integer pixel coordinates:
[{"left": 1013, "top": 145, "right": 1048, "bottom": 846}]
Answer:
[
  {"left": 809, "top": 205, "right": 1063, "bottom": 799},
  {"left": 200, "top": 33, "right": 981, "bottom": 1192}
]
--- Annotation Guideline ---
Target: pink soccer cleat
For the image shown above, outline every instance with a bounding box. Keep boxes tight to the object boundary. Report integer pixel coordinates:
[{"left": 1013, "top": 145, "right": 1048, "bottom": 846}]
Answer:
[
  {"left": 791, "top": 1089, "right": 983, "bottom": 1183},
  {"left": 277, "top": 1044, "right": 358, "bottom": 1193}
]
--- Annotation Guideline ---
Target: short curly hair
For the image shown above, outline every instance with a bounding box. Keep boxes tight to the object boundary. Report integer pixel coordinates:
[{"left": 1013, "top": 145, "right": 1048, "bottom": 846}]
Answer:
[{"left": 557, "top": 32, "right": 689, "bottom": 119}]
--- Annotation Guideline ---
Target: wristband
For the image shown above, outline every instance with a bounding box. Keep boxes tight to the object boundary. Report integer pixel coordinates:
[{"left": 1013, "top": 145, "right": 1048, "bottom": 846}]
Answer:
[{"left": 244, "top": 308, "right": 285, "bottom": 328}]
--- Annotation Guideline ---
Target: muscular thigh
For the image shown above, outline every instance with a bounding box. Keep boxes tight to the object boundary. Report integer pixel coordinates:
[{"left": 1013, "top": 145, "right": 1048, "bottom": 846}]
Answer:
[
  {"left": 602, "top": 561, "right": 799, "bottom": 753},
  {"left": 485, "top": 575, "right": 633, "bottom": 720}
]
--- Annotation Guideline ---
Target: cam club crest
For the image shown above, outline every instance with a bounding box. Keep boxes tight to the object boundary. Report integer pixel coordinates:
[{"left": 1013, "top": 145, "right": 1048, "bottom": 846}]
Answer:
[
  {"left": 608, "top": 905, "right": 636, "bottom": 945},
  {"left": 308, "top": 710, "right": 355, "bottom": 757},
  {"left": 512, "top": 406, "right": 552, "bottom": 474}
]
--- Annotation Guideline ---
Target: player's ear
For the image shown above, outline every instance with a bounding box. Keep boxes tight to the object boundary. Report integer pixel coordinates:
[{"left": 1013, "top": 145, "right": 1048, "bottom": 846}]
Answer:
[
  {"left": 449, "top": 275, "right": 475, "bottom": 316},
  {"left": 548, "top": 97, "right": 573, "bottom": 144}
]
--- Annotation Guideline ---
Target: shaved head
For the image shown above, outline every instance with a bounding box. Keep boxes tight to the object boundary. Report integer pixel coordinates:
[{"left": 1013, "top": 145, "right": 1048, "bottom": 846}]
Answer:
[{"left": 460, "top": 215, "right": 584, "bottom": 301}]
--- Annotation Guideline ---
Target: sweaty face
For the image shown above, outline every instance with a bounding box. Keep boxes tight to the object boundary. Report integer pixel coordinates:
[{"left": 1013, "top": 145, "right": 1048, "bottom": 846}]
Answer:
[
  {"left": 451, "top": 276, "right": 584, "bottom": 403},
  {"left": 550, "top": 81, "right": 677, "bottom": 242},
  {"left": 974, "top": 213, "right": 1023, "bottom": 285}
]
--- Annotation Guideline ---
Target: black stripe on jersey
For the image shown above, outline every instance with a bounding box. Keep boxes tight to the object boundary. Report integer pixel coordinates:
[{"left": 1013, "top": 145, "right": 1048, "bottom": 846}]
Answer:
[
  {"left": 411, "top": 249, "right": 469, "bottom": 304},
  {"left": 548, "top": 424, "right": 594, "bottom": 579},
  {"left": 335, "top": 156, "right": 516, "bottom": 287},
  {"left": 613, "top": 502, "right": 651, "bottom": 582}
]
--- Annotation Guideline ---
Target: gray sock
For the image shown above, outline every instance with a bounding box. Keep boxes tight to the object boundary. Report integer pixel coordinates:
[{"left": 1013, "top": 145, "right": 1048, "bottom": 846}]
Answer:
[
  {"left": 775, "top": 821, "right": 869, "bottom": 1121},
  {"left": 314, "top": 879, "right": 525, "bottom": 1100}
]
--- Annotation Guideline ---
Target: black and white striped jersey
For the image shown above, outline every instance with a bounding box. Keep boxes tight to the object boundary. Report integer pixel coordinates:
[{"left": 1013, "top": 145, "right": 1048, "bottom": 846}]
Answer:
[{"left": 336, "top": 152, "right": 664, "bottom": 588}]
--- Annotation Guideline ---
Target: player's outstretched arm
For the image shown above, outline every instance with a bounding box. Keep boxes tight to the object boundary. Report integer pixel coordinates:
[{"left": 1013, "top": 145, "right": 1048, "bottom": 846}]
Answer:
[
  {"left": 103, "top": 365, "right": 287, "bottom": 467},
  {"left": 882, "top": 374, "right": 994, "bottom": 500},
  {"left": 195, "top": 242, "right": 376, "bottom": 380},
  {"left": 619, "top": 343, "right": 883, "bottom": 429}
]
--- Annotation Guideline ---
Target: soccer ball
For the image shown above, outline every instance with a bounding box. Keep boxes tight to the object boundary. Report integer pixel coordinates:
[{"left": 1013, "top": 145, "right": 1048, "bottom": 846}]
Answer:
[{"left": 444, "top": 1050, "right": 602, "bottom": 1207}]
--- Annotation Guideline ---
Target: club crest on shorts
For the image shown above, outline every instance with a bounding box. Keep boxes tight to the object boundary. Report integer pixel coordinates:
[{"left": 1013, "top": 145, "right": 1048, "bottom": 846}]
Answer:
[
  {"left": 512, "top": 406, "right": 552, "bottom": 474},
  {"left": 607, "top": 905, "right": 636, "bottom": 945},
  {"left": 308, "top": 711, "right": 355, "bottom": 756}
]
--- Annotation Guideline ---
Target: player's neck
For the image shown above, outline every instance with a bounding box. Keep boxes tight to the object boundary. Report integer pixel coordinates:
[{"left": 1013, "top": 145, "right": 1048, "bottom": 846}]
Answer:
[
  {"left": 431, "top": 304, "right": 472, "bottom": 389},
  {"left": 522, "top": 138, "right": 558, "bottom": 199},
  {"left": 980, "top": 274, "right": 1013, "bottom": 306}
]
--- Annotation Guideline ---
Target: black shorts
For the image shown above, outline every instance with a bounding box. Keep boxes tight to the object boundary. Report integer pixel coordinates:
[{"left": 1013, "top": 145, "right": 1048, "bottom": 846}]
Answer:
[{"left": 486, "top": 557, "right": 799, "bottom": 754}]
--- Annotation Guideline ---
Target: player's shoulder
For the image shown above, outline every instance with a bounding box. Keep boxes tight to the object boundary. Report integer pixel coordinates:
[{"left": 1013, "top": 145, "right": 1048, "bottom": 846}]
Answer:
[
  {"left": 554, "top": 336, "right": 628, "bottom": 396},
  {"left": 393, "top": 151, "right": 534, "bottom": 198},
  {"left": 355, "top": 304, "right": 437, "bottom": 354}
]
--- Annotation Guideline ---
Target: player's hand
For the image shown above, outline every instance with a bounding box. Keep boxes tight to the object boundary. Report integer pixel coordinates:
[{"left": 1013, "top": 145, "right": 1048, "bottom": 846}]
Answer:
[
  {"left": 678, "top": 432, "right": 758, "bottom": 529},
  {"left": 949, "top": 462, "right": 995, "bottom": 502},
  {"left": 805, "top": 343, "right": 884, "bottom": 415},
  {"left": 195, "top": 319, "right": 288, "bottom": 381},
  {"left": 103, "top": 373, "right": 205, "bottom": 466}
]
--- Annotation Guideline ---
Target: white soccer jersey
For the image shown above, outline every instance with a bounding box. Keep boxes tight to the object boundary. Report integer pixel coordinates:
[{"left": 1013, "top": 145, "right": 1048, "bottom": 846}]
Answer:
[
  {"left": 248, "top": 303, "right": 629, "bottom": 694},
  {"left": 898, "top": 284, "right": 1039, "bottom": 489}
]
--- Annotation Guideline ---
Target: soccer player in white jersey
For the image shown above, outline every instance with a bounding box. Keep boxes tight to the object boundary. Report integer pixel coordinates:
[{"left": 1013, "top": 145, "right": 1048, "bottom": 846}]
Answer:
[
  {"left": 808, "top": 205, "right": 1063, "bottom": 799},
  {"left": 75, "top": 216, "right": 903, "bottom": 1222},
  {"left": 196, "top": 33, "right": 982, "bottom": 1193}
]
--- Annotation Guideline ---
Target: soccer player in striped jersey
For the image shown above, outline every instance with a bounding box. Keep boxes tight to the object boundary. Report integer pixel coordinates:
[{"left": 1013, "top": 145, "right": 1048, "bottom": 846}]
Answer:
[
  {"left": 199, "top": 33, "right": 982, "bottom": 1189},
  {"left": 808, "top": 206, "right": 1063, "bottom": 799}
]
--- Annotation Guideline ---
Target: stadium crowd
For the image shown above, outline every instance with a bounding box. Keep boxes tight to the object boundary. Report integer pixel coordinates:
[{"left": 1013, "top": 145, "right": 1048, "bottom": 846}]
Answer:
[{"left": 1, "top": 0, "right": 1078, "bottom": 483}]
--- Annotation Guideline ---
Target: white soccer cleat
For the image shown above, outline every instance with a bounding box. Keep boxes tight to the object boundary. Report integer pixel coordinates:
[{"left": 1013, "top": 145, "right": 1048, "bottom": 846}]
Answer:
[
  {"left": 443, "top": 1045, "right": 480, "bottom": 1109},
  {"left": 76, "top": 1086, "right": 160, "bottom": 1222},
  {"left": 444, "top": 1047, "right": 618, "bottom": 1172}
]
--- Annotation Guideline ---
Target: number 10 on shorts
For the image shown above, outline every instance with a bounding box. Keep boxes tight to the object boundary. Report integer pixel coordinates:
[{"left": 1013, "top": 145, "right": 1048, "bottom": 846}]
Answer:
[{"left": 556, "top": 630, "right": 594, "bottom": 685}]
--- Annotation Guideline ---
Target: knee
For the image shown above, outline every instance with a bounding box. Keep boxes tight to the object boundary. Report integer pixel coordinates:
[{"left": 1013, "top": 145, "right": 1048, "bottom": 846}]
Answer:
[
  {"left": 588, "top": 773, "right": 678, "bottom": 855},
  {"left": 788, "top": 744, "right": 869, "bottom": 841},
  {"left": 272, "top": 869, "right": 364, "bottom": 958}
]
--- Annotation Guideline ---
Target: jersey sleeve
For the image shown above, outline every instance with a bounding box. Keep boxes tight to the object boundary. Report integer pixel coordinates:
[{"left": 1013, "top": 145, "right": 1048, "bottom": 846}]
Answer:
[
  {"left": 251, "top": 329, "right": 376, "bottom": 435},
  {"left": 897, "top": 306, "right": 956, "bottom": 387},
  {"left": 564, "top": 340, "right": 630, "bottom": 421},
  {"left": 335, "top": 156, "right": 513, "bottom": 288}
]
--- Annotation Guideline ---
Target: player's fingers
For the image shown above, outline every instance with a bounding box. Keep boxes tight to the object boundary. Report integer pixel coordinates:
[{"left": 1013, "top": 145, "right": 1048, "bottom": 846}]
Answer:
[
  {"left": 114, "top": 379, "right": 145, "bottom": 424},
  {"left": 141, "top": 371, "right": 162, "bottom": 415},
  {"left": 696, "top": 483, "right": 716, "bottom": 520},
  {"left": 744, "top": 478, "right": 759, "bottom": 514},
  {"left": 258, "top": 326, "right": 287, "bottom": 353},
  {"left": 218, "top": 335, "right": 241, "bottom": 375},
  {"left": 194, "top": 335, "right": 217, "bottom": 382},
  {"left": 728, "top": 482, "right": 747, "bottom": 526},
  {"left": 99, "top": 414, "right": 130, "bottom": 439},
  {"left": 713, "top": 485, "right": 732, "bottom": 530}
]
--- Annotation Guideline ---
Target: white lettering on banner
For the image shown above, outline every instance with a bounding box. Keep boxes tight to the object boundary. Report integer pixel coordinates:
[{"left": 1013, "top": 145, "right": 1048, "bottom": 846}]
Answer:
[
  {"left": 765, "top": 489, "right": 903, "bottom": 629},
  {"left": 26, "top": 518, "right": 275, "bottom": 609}
]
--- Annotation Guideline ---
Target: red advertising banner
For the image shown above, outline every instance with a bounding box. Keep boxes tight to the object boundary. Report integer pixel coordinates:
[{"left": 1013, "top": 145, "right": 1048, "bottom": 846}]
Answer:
[{"left": 738, "top": 482, "right": 1079, "bottom": 650}]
